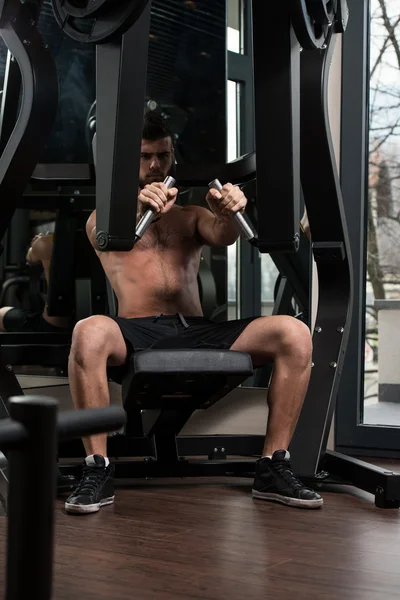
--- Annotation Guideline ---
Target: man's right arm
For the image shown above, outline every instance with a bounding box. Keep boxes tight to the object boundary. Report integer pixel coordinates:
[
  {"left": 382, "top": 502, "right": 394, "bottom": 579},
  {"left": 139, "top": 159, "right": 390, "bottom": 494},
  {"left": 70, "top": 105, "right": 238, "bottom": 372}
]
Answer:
[
  {"left": 86, "top": 209, "right": 142, "bottom": 251},
  {"left": 86, "top": 183, "right": 178, "bottom": 248},
  {"left": 138, "top": 182, "right": 178, "bottom": 217},
  {"left": 86, "top": 208, "right": 145, "bottom": 249}
]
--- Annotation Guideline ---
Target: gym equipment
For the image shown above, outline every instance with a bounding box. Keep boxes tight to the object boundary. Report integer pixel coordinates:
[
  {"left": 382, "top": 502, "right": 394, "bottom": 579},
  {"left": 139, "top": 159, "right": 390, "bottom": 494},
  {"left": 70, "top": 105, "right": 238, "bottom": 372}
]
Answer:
[
  {"left": 94, "top": 1, "right": 152, "bottom": 251},
  {"left": 0, "top": 216, "right": 106, "bottom": 375},
  {"left": 206, "top": 178, "right": 310, "bottom": 327},
  {"left": 134, "top": 176, "right": 176, "bottom": 242},
  {"left": 0, "top": 0, "right": 397, "bottom": 507},
  {"left": 51, "top": 0, "right": 150, "bottom": 44},
  {"left": 0, "top": 397, "right": 125, "bottom": 600},
  {"left": 97, "top": 175, "right": 176, "bottom": 251},
  {"left": 290, "top": 0, "right": 336, "bottom": 50},
  {"left": 84, "top": 0, "right": 400, "bottom": 507},
  {"left": 120, "top": 349, "right": 255, "bottom": 477},
  {"left": 47, "top": 207, "right": 107, "bottom": 319},
  {"left": 208, "top": 179, "right": 257, "bottom": 244},
  {"left": 60, "top": 349, "right": 257, "bottom": 480},
  {"left": 290, "top": 0, "right": 350, "bottom": 51},
  {"left": 252, "top": 2, "right": 301, "bottom": 254},
  {"left": 85, "top": 99, "right": 97, "bottom": 150},
  {"left": 284, "top": 2, "right": 400, "bottom": 506},
  {"left": 0, "top": 0, "right": 59, "bottom": 243}
]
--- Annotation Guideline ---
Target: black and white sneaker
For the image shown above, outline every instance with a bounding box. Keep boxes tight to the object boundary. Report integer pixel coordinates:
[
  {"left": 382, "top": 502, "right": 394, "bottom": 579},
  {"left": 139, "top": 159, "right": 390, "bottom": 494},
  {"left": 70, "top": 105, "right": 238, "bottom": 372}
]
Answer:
[
  {"left": 65, "top": 455, "right": 115, "bottom": 515},
  {"left": 252, "top": 450, "right": 323, "bottom": 509}
]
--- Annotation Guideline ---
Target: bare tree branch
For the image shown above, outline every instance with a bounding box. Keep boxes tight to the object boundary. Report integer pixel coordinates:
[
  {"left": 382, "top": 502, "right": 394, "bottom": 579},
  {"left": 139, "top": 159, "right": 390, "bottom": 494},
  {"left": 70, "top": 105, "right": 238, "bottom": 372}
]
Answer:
[
  {"left": 371, "top": 115, "right": 400, "bottom": 153},
  {"left": 370, "top": 124, "right": 400, "bottom": 131},
  {"left": 369, "top": 16, "right": 400, "bottom": 80},
  {"left": 371, "top": 103, "right": 400, "bottom": 113},
  {"left": 378, "top": 0, "right": 400, "bottom": 70},
  {"left": 367, "top": 1, "right": 400, "bottom": 290},
  {"left": 371, "top": 33, "right": 391, "bottom": 78},
  {"left": 370, "top": 88, "right": 400, "bottom": 99}
]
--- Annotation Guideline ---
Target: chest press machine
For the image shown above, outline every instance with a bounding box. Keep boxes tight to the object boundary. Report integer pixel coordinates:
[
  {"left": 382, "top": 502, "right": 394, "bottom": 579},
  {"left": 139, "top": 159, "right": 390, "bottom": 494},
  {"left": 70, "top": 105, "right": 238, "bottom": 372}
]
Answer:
[{"left": 0, "top": 0, "right": 399, "bottom": 507}]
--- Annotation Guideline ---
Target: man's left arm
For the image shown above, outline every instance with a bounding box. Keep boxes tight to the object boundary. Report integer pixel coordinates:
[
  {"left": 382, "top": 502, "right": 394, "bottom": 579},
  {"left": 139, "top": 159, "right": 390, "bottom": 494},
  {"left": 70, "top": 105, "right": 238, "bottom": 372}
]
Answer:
[{"left": 194, "top": 183, "right": 247, "bottom": 246}]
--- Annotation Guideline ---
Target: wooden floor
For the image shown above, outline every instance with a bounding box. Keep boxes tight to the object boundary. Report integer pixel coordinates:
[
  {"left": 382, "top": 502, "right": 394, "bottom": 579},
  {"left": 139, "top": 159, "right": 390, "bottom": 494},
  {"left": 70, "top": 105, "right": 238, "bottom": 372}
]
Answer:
[{"left": 1, "top": 469, "right": 400, "bottom": 600}]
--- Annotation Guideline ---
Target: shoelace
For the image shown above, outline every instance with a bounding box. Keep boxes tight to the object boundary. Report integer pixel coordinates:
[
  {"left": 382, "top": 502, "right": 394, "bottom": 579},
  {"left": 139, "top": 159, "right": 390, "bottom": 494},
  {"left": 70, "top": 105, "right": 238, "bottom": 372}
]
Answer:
[
  {"left": 74, "top": 466, "right": 107, "bottom": 496},
  {"left": 271, "top": 460, "right": 306, "bottom": 490}
]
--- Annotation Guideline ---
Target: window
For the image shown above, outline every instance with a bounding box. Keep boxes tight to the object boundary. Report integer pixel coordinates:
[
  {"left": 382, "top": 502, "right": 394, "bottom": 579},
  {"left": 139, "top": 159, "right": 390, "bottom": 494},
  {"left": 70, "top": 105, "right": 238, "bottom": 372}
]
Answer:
[
  {"left": 227, "top": 0, "right": 243, "bottom": 54},
  {"left": 363, "top": 0, "right": 400, "bottom": 425},
  {"left": 260, "top": 255, "right": 279, "bottom": 316},
  {"left": 227, "top": 79, "right": 241, "bottom": 319}
]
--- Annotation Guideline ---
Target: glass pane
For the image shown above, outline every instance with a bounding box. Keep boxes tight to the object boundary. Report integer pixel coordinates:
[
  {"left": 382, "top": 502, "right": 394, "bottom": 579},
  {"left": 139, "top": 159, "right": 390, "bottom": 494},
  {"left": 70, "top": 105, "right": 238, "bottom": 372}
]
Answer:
[
  {"left": 227, "top": 243, "right": 238, "bottom": 319},
  {"left": 227, "top": 80, "right": 240, "bottom": 319},
  {"left": 37, "top": 2, "right": 95, "bottom": 163},
  {"left": 227, "top": 80, "right": 240, "bottom": 162},
  {"left": 148, "top": 0, "right": 227, "bottom": 165},
  {"left": 0, "top": 4, "right": 96, "bottom": 164},
  {"left": 0, "top": 41, "right": 6, "bottom": 90},
  {"left": 363, "top": 0, "right": 400, "bottom": 425},
  {"left": 261, "top": 255, "right": 279, "bottom": 316},
  {"left": 227, "top": 0, "right": 242, "bottom": 53},
  {"left": 0, "top": 1, "right": 226, "bottom": 164}
]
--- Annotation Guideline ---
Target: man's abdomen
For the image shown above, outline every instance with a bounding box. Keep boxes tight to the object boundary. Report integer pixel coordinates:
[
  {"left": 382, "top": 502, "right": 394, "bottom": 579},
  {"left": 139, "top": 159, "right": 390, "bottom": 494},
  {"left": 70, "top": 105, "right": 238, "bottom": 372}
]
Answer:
[
  {"left": 104, "top": 246, "right": 204, "bottom": 318},
  {"left": 115, "top": 269, "right": 203, "bottom": 318}
]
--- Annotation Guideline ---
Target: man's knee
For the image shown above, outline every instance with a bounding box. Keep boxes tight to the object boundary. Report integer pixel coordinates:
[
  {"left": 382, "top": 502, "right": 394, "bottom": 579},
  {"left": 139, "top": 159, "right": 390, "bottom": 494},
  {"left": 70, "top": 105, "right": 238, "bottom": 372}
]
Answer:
[
  {"left": 274, "top": 316, "right": 312, "bottom": 365},
  {"left": 69, "top": 316, "right": 123, "bottom": 368}
]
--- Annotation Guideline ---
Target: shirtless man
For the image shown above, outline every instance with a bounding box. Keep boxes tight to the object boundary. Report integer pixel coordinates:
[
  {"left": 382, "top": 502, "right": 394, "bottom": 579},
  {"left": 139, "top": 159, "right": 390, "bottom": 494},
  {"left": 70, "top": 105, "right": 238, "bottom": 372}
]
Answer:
[
  {"left": 0, "top": 233, "right": 71, "bottom": 332},
  {"left": 65, "top": 110, "right": 322, "bottom": 514}
]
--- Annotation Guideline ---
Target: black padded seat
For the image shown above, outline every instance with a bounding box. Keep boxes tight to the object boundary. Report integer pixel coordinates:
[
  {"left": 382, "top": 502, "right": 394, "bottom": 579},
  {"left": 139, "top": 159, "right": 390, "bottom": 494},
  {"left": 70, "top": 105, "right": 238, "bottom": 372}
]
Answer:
[
  {"left": 134, "top": 348, "right": 252, "bottom": 374},
  {"left": 122, "top": 349, "right": 254, "bottom": 411}
]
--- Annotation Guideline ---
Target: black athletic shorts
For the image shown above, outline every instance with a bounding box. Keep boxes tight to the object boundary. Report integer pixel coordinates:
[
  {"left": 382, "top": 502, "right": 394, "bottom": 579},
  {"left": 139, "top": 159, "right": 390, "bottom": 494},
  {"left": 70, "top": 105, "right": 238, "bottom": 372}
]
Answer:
[
  {"left": 2, "top": 308, "right": 69, "bottom": 333},
  {"left": 107, "top": 313, "right": 258, "bottom": 384}
]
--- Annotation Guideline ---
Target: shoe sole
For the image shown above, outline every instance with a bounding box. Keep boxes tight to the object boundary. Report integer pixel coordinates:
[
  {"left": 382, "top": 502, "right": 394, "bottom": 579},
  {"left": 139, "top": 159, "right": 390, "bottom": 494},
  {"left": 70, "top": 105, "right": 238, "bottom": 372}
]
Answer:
[
  {"left": 65, "top": 496, "right": 115, "bottom": 515},
  {"left": 252, "top": 489, "right": 323, "bottom": 509}
]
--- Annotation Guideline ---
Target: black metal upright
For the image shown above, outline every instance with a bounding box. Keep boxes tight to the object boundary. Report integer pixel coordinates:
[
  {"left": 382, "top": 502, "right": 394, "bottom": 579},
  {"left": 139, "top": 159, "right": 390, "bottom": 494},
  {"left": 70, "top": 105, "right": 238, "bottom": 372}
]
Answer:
[
  {"left": 0, "top": 398, "right": 126, "bottom": 599},
  {"left": 251, "top": 0, "right": 300, "bottom": 254},
  {"left": 6, "top": 396, "right": 58, "bottom": 600},
  {"left": 95, "top": 1, "right": 152, "bottom": 252},
  {"left": 289, "top": 21, "right": 354, "bottom": 476}
]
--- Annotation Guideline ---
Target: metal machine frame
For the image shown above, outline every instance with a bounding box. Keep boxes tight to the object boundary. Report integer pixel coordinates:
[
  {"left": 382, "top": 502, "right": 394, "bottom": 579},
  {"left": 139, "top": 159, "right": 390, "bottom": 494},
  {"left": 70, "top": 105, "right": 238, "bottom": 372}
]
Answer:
[{"left": 0, "top": 0, "right": 398, "bottom": 506}]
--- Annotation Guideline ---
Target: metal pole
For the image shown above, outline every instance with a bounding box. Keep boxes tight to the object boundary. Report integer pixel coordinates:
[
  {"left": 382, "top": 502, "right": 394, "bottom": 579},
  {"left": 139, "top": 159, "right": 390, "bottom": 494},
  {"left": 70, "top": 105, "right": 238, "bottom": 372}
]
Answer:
[{"left": 6, "top": 396, "right": 58, "bottom": 600}]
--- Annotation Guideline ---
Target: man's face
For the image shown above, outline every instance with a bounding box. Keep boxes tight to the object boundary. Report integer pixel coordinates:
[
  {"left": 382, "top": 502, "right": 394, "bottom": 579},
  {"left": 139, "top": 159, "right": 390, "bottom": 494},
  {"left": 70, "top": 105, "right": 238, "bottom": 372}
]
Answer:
[{"left": 139, "top": 137, "right": 174, "bottom": 188}]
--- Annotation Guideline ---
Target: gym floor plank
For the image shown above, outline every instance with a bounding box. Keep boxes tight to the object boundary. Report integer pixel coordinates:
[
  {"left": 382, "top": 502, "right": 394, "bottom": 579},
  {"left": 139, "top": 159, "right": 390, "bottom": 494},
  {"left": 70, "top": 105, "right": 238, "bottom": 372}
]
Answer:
[{"left": 1, "top": 472, "right": 400, "bottom": 599}]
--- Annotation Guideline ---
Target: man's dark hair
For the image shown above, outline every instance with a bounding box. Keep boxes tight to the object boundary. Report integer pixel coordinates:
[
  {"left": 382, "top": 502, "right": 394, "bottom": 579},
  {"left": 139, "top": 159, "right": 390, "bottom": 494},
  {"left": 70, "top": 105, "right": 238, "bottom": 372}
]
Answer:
[{"left": 142, "top": 109, "right": 173, "bottom": 142}]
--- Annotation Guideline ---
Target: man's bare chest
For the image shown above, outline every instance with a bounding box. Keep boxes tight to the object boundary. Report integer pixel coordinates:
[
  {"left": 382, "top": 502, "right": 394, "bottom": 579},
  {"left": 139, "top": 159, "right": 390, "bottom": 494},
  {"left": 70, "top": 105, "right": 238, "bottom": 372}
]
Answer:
[{"left": 137, "top": 214, "right": 198, "bottom": 251}]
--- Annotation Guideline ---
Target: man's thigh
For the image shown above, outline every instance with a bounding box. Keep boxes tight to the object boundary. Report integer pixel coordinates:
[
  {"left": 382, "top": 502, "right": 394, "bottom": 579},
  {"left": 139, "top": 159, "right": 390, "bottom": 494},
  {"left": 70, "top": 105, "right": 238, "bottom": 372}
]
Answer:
[{"left": 228, "top": 317, "right": 275, "bottom": 366}]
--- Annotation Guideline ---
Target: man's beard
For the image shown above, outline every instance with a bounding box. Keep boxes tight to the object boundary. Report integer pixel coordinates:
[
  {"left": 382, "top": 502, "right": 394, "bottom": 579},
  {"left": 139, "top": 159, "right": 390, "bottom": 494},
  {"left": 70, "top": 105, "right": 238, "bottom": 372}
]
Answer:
[
  {"left": 139, "top": 173, "right": 164, "bottom": 189},
  {"left": 139, "top": 162, "right": 175, "bottom": 189}
]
